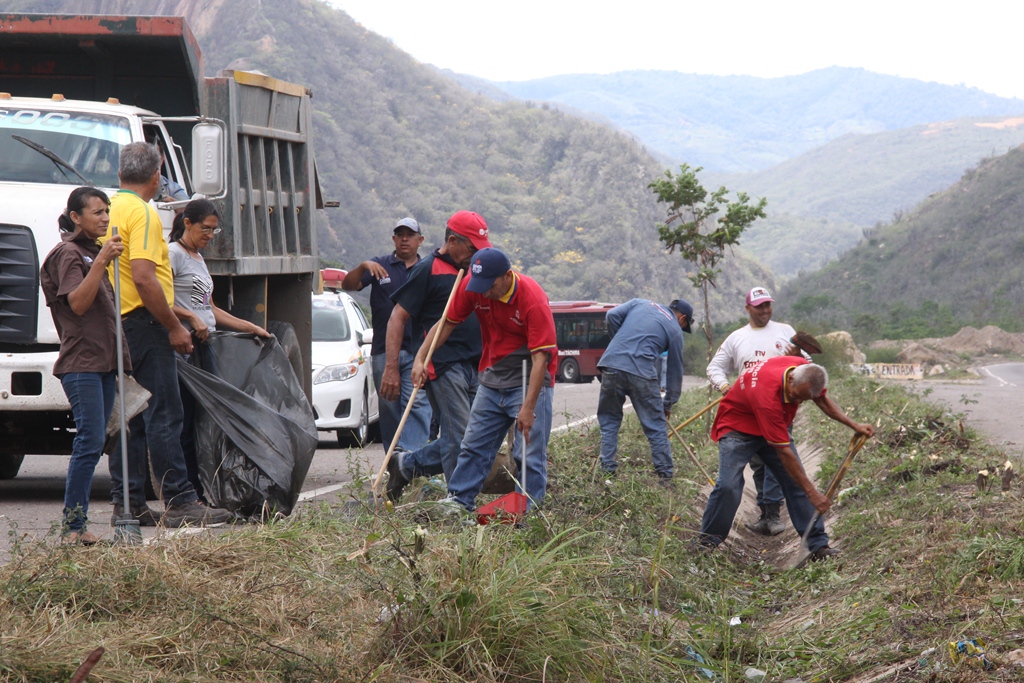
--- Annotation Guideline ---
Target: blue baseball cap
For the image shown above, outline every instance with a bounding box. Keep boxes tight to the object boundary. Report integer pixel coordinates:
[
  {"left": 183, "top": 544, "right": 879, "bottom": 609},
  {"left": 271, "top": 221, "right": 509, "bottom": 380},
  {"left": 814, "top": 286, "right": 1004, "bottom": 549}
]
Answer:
[
  {"left": 669, "top": 299, "right": 694, "bottom": 333},
  {"left": 466, "top": 248, "right": 512, "bottom": 294}
]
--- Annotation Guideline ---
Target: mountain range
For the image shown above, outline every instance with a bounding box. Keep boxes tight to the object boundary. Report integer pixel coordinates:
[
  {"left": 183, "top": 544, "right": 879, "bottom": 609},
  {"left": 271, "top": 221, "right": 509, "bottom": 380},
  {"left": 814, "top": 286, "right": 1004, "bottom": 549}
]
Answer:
[
  {"left": 716, "top": 116, "right": 1024, "bottom": 278},
  {"left": 477, "top": 68, "right": 1024, "bottom": 173},
  {"left": 779, "top": 142, "right": 1024, "bottom": 338}
]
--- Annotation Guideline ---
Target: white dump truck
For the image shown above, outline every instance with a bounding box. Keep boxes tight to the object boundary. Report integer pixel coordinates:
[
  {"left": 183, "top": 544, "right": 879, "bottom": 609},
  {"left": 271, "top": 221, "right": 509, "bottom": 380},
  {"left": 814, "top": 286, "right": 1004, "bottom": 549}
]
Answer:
[{"left": 0, "top": 14, "right": 323, "bottom": 478}]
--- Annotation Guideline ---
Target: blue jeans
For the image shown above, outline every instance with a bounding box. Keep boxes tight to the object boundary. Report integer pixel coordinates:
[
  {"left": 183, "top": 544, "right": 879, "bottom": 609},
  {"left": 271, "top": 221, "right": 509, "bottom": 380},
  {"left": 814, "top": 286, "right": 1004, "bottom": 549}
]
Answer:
[
  {"left": 401, "top": 361, "right": 478, "bottom": 481},
  {"left": 448, "top": 383, "right": 553, "bottom": 510},
  {"left": 61, "top": 371, "right": 116, "bottom": 532},
  {"left": 597, "top": 369, "right": 674, "bottom": 477},
  {"left": 373, "top": 351, "right": 431, "bottom": 453},
  {"left": 750, "top": 424, "right": 797, "bottom": 506},
  {"left": 110, "top": 310, "right": 198, "bottom": 509},
  {"left": 700, "top": 430, "right": 828, "bottom": 551}
]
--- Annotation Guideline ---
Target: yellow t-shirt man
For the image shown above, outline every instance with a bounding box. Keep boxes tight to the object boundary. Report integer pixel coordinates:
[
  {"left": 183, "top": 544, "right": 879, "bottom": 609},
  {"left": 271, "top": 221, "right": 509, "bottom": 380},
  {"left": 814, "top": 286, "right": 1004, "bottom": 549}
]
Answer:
[{"left": 105, "top": 190, "right": 174, "bottom": 315}]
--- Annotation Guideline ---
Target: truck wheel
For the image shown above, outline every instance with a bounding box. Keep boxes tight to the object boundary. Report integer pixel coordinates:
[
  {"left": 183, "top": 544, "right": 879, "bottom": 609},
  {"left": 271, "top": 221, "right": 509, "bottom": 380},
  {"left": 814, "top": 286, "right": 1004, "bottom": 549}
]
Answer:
[
  {"left": 0, "top": 454, "right": 25, "bottom": 479},
  {"left": 338, "top": 386, "right": 371, "bottom": 448},
  {"left": 559, "top": 358, "right": 580, "bottom": 383},
  {"left": 267, "top": 320, "right": 304, "bottom": 382}
]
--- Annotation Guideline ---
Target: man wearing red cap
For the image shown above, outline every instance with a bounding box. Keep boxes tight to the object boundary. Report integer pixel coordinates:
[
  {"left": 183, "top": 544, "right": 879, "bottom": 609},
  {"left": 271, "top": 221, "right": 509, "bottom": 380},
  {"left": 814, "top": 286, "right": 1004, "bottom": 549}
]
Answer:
[
  {"left": 382, "top": 211, "right": 492, "bottom": 500},
  {"left": 707, "top": 286, "right": 806, "bottom": 535}
]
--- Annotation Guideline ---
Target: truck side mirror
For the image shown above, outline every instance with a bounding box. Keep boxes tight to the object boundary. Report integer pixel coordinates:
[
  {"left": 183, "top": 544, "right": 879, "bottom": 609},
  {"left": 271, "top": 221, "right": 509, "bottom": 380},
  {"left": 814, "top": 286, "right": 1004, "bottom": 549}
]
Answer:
[{"left": 191, "top": 122, "right": 225, "bottom": 196}]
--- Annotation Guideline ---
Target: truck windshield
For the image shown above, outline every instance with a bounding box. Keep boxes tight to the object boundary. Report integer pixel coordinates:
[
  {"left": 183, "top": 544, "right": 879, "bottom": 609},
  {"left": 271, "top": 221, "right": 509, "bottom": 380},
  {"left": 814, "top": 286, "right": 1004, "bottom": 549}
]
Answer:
[{"left": 0, "top": 108, "right": 131, "bottom": 187}]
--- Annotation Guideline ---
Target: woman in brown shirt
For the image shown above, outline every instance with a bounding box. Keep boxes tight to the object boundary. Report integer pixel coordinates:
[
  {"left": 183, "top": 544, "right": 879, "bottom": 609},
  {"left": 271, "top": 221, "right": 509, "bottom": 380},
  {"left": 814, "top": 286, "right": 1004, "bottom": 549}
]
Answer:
[{"left": 40, "top": 187, "right": 127, "bottom": 545}]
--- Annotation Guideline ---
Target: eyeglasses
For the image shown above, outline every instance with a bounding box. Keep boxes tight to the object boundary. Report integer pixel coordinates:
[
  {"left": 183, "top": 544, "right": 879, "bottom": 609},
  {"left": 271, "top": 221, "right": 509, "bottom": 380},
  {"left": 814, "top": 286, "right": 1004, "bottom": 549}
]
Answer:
[{"left": 200, "top": 225, "right": 222, "bottom": 235}]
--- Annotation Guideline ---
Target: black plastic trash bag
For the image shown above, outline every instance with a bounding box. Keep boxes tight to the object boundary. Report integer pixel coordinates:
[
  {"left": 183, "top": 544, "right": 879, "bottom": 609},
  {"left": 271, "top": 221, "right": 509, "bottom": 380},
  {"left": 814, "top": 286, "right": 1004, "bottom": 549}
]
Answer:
[{"left": 176, "top": 332, "right": 317, "bottom": 517}]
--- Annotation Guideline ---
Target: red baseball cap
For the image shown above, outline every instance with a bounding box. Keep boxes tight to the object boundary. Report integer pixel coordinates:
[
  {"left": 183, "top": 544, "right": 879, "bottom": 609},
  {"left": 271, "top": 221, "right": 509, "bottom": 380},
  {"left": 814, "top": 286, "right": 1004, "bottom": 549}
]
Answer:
[{"left": 447, "top": 211, "right": 491, "bottom": 250}]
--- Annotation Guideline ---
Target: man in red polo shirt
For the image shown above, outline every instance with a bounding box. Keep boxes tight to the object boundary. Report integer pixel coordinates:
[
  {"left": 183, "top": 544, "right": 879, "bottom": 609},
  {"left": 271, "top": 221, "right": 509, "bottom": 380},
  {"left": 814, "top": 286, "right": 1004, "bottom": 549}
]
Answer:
[
  {"left": 412, "top": 248, "right": 557, "bottom": 513},
  {"left": 698, "top": 356, "right": 874, "bottom": 559}
]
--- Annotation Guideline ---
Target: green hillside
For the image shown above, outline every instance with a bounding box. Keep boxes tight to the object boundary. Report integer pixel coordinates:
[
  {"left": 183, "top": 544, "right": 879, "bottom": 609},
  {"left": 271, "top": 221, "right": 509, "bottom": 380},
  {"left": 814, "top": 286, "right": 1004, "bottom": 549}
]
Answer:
[
  {"left": 485, "top": 68, "right": 1024, "bottom": 173},
  {"left": 708, "top": 116, "right": 1024, "bottom": 280},
  {"left": 717, "top": 116, "right": 1024, "bottom": 226},
  {"left": 779, "top": 144, "right": 1024, "bottom": 339},
  {"left": 3, "top": 0, "right": 771, "bottom": 320}
]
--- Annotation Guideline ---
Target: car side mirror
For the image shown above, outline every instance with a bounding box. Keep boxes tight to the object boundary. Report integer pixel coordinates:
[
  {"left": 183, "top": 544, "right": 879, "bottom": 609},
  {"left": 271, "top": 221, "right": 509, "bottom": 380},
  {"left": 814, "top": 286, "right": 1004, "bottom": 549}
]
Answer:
[{"left": 357, "top": 329, "right": 373, "bottom": 346}]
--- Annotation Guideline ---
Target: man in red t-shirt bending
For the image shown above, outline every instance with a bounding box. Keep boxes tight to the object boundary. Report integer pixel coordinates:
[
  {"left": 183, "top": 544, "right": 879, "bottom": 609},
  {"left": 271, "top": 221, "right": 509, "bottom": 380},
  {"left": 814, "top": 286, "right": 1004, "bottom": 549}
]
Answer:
[
  {"left": 412, "top": 248, "right": 557, "bottom": 513},
  {"left": 698, "top": 356, "right": 874, "bottom": 560}
]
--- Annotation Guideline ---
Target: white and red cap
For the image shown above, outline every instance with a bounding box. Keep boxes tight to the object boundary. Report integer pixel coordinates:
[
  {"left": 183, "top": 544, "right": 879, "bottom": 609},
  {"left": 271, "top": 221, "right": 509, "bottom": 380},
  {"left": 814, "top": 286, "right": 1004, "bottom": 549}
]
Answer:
[{"left": 745, "top": 286, "right": 774, "bottom": 307}]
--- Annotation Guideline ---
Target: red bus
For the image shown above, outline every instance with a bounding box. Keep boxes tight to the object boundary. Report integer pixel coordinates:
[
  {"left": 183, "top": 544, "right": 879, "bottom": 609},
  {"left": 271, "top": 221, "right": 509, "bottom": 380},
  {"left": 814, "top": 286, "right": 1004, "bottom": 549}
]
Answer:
[{"left": 549, "top": 301, "right": 618, "bottom": 383}]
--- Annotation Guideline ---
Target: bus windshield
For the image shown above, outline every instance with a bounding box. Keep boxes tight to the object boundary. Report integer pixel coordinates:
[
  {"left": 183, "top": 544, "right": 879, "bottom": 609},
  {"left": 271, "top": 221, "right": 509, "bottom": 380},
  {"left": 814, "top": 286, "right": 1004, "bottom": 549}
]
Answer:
[{"left": 0, "top": 108, "right": 131, "bottom": 187}]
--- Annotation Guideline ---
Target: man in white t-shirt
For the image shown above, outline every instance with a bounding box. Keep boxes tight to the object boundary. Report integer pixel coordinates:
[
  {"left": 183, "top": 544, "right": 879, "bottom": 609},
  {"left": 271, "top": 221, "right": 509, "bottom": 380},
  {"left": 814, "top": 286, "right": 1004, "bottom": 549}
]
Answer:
[{"left": 707, "top": 286, "right": 805, "bottom": 535}]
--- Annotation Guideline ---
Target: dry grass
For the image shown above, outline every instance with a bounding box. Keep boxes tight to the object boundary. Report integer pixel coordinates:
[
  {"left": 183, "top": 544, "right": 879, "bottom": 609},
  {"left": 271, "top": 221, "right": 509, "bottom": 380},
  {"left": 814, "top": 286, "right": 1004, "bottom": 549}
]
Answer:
[{"left": 2, "top": 373, "right": 1024, "bottom": 682}]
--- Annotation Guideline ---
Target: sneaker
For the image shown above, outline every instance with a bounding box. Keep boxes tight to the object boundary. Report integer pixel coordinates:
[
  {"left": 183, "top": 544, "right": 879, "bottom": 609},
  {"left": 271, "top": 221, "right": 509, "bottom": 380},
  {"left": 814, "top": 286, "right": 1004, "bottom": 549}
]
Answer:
[
  {"left": 161, "top": 500, "right": 234, "bottom": 528},
  {"left": 808, "top": 545, "right": 840, "bottom": 562},
  {"left": 111, "top": 504, "right": 160, "bottom": 527},
  {"left": 386, "top": 448, "right": 411, "bottom": 501},
  {"left": 416, "top": 495, "right": 471, "bottom": 523}
]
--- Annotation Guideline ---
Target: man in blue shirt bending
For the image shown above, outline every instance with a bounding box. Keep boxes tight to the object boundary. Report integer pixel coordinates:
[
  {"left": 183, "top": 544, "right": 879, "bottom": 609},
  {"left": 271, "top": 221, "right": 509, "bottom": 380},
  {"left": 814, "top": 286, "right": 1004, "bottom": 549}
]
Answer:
[{"left": 596, "top": 298, "right": 693, "bottom": 483}]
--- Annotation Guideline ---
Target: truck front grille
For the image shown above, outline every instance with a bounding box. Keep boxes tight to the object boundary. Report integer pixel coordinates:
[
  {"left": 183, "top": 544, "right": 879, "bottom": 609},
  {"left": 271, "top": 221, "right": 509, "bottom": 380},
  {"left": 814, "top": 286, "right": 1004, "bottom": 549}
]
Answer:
[{"left": 0, "top": 225, "right": 39, "bottom": 344}]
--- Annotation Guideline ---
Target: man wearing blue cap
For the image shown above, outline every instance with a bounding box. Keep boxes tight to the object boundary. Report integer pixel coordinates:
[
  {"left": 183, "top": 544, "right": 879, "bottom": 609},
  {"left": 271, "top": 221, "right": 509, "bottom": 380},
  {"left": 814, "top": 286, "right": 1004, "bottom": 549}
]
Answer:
[
  {"left": 595, "top": 298, "right": 693, "bottom": 483},
  {"left": 342, "top": 218, "right": 431, "bottom": 453},
  {"left": 412, "top": 247, "right": 558, "bottom": 512}
]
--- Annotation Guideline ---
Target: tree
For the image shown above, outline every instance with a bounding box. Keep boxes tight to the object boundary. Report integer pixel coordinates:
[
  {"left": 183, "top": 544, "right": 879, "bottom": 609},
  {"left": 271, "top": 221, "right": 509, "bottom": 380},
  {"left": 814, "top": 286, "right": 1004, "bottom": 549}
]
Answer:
[{"left": 649, "top": 164, "right": 767, "bottom": 367}]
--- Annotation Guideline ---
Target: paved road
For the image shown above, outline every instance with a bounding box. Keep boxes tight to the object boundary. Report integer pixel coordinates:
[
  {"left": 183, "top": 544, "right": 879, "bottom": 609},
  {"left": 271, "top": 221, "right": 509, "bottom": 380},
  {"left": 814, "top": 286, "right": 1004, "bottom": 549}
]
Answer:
[
  {"left": 910, "top": 362, "right": 1024, "bottom": 449},
  {"left": 0, "top": 380, "right": 616, "bottom": 560}
]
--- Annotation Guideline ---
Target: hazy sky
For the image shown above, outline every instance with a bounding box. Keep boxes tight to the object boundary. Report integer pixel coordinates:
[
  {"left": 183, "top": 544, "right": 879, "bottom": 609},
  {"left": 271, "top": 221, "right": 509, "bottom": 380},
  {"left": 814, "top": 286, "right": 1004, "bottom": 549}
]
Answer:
[{"left": 327, "top": 0, "right": 1024, "bottom": 99}]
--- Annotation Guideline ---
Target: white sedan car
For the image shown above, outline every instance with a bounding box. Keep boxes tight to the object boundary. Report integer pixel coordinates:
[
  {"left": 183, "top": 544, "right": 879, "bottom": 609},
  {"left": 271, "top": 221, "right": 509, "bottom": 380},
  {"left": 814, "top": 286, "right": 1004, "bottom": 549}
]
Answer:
[{"left": 310, "top": 290, "right": 379, "bottom": 447}]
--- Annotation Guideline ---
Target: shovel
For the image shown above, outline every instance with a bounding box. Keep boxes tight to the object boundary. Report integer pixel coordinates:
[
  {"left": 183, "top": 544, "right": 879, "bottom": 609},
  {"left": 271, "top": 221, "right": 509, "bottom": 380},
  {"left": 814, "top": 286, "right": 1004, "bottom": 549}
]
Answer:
[
  {"left": 110, "top": 226, "right": 142, "bottom": 545},
  {"left": 790, "top": 433, "right": 869, "bottom": 568},
  {"left": 476, "top": 359, "right": 530, "bottom": 525}
]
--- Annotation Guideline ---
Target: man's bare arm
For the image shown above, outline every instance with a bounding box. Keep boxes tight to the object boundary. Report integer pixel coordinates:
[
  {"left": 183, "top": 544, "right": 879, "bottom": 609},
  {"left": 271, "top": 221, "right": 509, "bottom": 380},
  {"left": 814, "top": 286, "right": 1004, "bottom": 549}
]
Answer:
[
  {"left": 774, "top": 444, "right": 830, "bottom": 513},
  {"left": 516, "top": 351, "right": 549, "bottom": 444},
  {"left": 379, "top": 303, "right": 412, "bottom": 401},
  {"left": 342, "top": 261, "right": 388, "bottom": 291},
  {"left": 131, "top": 258, "right": 192, "bottom": 353},
  {"left": 812, "top": 395, "right": 875, "bottom": 437}
]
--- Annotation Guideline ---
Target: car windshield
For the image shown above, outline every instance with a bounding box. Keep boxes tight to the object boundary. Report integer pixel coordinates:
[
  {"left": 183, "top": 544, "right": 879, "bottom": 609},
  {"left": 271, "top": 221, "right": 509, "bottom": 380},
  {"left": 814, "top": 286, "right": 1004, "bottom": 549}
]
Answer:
[
  {"left": 0, "top": 108, "right": 131, "bottom": 187},
  {"left": 312, "top": 305, "right": 351, "bottom": 342}
]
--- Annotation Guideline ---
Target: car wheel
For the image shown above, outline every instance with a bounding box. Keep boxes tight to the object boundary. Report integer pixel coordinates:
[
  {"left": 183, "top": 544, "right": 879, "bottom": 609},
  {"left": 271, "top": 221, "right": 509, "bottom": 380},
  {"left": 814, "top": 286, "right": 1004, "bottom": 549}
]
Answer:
[
  {"left": 338, "top": 386, "right": 371, "bottom": 448},
  {"left": 559, "top": 358, "right": 580, "bottom": 383},
  {"left": 0, "top": 454, "right": 25, "bottom": 480}
]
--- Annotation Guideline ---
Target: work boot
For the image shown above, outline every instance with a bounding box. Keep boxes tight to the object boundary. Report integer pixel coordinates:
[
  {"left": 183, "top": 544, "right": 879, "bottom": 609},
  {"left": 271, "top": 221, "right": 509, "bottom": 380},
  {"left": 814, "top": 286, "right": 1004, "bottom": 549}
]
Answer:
[
  {"left": 111, "top": 504, "right": 160, "bottom": 527},
  {"left": 808, "top": 545, "right": 840, "bottom": 562},
  {"left": 161, "top": 500, "right": 234, "bottom": 528},
  {"left": 764, "top": 503, "right": 788, "bottom": 536},
  {"left": 386, "top": 448, "right": 411, "bottom": 501},
  {"left": 744, "top": 505, "right": 771, "bottom": 535}
]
